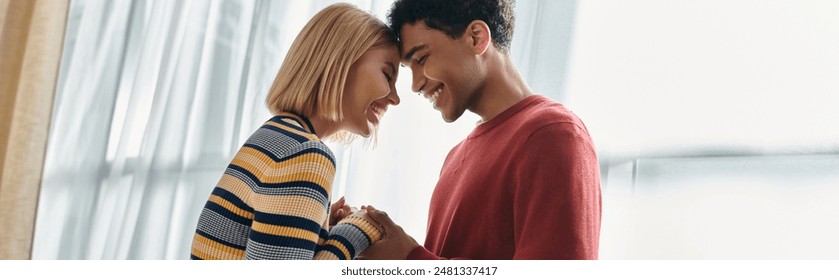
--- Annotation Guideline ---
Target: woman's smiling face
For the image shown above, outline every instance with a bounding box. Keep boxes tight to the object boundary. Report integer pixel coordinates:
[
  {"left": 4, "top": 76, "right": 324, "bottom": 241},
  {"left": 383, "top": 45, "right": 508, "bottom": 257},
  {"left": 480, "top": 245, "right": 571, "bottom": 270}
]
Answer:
[{"left": 341, "top": 45, "right": 401, "bottom": 137}]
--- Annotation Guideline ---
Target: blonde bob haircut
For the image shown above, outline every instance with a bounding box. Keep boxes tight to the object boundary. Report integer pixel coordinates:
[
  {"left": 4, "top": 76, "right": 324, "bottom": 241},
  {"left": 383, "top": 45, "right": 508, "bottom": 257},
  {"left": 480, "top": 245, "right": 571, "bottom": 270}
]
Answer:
[{"left": 266, "top": 3, "right": 397, "bottom": 131}]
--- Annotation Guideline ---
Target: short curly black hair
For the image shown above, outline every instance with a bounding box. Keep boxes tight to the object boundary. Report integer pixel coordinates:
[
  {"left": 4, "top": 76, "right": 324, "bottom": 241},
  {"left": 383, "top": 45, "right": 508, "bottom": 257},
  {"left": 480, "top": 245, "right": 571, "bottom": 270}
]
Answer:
[{"left": 387, "top": 0, "right": 516, "bottom": 53}]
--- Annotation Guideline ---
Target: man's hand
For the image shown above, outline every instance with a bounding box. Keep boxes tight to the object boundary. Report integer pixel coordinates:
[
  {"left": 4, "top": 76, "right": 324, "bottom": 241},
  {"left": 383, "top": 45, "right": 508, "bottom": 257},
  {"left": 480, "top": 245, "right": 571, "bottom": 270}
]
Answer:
[
  {"left": 356, "top": 205, "right": 420, "bottom": 260},
  {"left": 329, "top": 196, "right": 354, "bottom": 228}
]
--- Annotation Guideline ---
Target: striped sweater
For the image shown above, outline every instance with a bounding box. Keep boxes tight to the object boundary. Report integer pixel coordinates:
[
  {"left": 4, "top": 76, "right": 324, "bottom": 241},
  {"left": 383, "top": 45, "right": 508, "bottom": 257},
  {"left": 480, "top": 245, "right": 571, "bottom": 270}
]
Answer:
[{"left": 190, "top": 113, "right": 381, "bottom": 260}]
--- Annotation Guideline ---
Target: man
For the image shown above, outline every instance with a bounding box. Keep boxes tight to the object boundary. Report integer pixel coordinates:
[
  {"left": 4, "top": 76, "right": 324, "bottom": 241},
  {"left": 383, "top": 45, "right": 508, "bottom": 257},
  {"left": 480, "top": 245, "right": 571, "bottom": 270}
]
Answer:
[{"left": 361, "top": 0, "right": 601, "bottom": 260}]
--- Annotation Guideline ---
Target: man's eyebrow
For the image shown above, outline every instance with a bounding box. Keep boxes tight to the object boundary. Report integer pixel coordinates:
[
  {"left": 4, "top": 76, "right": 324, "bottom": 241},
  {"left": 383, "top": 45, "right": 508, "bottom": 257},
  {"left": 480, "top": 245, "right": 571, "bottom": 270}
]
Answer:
[{"left": 402, "top": 44, "right": 428, "bottom": 62}]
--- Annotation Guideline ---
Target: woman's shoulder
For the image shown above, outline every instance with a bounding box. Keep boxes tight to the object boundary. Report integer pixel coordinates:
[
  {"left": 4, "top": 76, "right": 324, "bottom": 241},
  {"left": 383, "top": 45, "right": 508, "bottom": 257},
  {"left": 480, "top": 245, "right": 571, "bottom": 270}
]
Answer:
[{"left": 240, "top": 116, "right": 335, "bottom": 166}]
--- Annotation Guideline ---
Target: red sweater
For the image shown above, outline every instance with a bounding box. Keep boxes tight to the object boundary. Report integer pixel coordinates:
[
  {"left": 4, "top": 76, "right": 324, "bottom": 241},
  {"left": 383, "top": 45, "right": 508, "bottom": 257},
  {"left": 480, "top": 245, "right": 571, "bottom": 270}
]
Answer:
[{"left": 407, "top": 95, "right": 602, "bottom": 260}]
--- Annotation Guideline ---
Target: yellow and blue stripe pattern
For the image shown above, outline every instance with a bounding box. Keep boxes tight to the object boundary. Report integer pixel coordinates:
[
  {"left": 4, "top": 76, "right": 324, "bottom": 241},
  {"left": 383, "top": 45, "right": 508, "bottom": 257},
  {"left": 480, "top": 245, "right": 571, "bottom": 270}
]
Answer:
[{"left": 190, "top": 113, "right": 382, "bottom": 260}]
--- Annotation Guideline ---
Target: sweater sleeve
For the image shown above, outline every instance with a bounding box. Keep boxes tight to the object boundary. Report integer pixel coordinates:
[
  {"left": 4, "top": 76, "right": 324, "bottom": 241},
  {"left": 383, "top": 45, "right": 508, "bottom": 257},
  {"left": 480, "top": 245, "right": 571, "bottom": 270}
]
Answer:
[
  {"left": 244, "top": 142, "right": 382, "bottom": 260},
  {"left": 511, "top": 122, "right": 602, "bottom": 259},
  {"left": 315, "top": 215, "right": 383, "bottom": 260}
]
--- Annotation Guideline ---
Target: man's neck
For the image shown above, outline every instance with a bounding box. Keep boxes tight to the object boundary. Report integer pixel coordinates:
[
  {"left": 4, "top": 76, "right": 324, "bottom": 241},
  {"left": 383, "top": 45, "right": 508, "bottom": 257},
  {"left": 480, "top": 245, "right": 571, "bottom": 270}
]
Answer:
[{"left": 470, "top": 54, "right": 534, "bottom": 123}]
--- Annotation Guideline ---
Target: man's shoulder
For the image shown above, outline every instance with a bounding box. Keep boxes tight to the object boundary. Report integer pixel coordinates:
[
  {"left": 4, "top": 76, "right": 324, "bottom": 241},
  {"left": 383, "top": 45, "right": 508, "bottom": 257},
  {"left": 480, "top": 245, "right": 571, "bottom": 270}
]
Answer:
[{"left": 518, "top": 96, "right": 588, "bottom": 134}]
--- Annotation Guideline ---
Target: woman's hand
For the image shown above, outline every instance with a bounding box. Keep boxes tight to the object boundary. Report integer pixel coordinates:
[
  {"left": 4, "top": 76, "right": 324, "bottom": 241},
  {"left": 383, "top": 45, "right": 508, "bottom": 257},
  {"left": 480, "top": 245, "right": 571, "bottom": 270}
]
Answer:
[{"left": 329, "top": 196, "right": 355, "bottom": 228}]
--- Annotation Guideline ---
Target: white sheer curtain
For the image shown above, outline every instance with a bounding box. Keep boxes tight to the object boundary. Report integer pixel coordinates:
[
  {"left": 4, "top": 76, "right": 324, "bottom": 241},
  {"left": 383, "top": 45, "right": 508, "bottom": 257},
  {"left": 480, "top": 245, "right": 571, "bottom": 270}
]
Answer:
[
  {"left": 35, "top": 0, "right": 575, "bottom": 260},
  {"left": 34, "top": 0, "right": 380, "bottom": 259}
]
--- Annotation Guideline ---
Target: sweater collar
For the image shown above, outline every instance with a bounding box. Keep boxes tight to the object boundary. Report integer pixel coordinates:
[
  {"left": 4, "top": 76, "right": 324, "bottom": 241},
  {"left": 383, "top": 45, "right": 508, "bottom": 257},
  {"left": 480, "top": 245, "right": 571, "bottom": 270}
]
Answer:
[
  {"left": 468, "top": 95, "right": 544, "bottom": 139},
  {"left": 271, "top": 112, "right": 317, "bottom": 135}
]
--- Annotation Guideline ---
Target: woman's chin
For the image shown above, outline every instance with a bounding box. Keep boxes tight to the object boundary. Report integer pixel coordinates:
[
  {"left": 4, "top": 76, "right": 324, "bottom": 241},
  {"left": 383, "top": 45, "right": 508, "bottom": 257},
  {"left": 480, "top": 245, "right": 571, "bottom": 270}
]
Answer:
[
  {"left": 354, "top": 125, "right": 372, "bottom": 138},
  {"left": 342, "top": 120, "right": 375, "bottom": 139},
  {"left": 365, "top": 120, "right": 379, "bottom": 134}
]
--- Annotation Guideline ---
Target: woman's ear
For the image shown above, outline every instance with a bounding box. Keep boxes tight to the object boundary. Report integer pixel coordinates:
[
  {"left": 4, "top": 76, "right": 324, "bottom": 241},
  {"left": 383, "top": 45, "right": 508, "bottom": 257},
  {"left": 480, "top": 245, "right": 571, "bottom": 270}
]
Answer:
[{"left": 467, "top": 20, "right": 491, "bottom": 55}]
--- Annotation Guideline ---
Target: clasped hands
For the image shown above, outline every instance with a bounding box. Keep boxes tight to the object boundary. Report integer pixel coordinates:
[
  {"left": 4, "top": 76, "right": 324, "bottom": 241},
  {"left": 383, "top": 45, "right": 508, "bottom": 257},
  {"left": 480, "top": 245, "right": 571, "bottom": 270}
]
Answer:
[{"left": 329, "top": 197, "right": 419, "bottom": 260}]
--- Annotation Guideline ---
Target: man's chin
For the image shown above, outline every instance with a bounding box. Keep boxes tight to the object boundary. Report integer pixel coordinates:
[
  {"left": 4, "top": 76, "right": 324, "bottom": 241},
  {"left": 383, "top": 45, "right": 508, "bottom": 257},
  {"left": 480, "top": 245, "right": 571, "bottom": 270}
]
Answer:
[{"left": 440, "top": 108, "right": 465, "bottom": 123}]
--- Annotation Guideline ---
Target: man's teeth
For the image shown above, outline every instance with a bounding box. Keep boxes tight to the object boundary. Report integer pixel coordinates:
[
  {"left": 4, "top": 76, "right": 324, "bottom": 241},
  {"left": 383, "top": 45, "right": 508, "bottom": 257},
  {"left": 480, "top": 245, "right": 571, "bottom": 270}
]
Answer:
[{"left": 429, "top": 88, "right": 442, "bottom": 103}]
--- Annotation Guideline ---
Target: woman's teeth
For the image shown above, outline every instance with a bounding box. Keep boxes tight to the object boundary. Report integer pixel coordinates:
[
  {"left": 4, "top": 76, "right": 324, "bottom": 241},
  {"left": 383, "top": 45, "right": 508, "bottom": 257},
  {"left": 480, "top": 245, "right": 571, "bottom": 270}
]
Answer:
[{"left": 371, "top": 104, "right": 385, "bottom": 116}]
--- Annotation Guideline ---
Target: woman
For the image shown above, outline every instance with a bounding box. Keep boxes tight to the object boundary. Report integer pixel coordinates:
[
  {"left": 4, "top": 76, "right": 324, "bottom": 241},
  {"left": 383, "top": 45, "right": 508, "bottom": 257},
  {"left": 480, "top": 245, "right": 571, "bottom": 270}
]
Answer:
[{"left": 190, "top": 3, "right": 400, "bottom": 260}]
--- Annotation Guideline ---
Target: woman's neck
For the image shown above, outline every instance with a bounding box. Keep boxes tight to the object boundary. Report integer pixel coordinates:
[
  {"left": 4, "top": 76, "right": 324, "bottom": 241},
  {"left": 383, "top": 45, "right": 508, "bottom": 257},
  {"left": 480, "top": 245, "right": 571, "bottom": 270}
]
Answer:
[{"left": 306, "top": 115, "right": 340, "bottom": 139}]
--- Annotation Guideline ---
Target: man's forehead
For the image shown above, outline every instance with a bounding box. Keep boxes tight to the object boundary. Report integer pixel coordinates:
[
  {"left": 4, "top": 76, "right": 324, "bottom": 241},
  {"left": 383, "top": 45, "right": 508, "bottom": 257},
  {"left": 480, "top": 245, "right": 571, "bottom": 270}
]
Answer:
[{"left": 398, "top": 22, "right": 432, "bottom": 63}]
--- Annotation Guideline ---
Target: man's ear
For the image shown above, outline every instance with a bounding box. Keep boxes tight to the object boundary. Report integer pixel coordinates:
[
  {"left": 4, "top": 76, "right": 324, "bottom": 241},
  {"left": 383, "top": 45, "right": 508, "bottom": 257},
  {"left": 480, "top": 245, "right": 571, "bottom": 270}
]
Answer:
[{"left": 466, "top": 20, "right": 491, "bottom": 55}]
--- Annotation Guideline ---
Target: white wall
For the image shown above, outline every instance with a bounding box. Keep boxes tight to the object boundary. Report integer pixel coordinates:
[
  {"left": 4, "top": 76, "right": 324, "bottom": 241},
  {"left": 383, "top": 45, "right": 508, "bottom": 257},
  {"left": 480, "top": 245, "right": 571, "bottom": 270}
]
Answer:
[
  {"left": 565, "top": 0, "right": 839, "bottom": 160},
  {"left": 566, "top": 0, "right": 839, "bottom": 259},
  {"left": 602, "top": 155, "right": 839, "bottom": 259}
]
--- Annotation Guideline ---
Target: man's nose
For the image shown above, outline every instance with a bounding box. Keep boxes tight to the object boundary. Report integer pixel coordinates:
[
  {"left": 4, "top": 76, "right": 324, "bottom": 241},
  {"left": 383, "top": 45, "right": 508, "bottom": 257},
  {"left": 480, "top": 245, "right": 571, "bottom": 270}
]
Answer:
[{"left": 411, "top": 67, "right": 425, "bottom": 94}]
